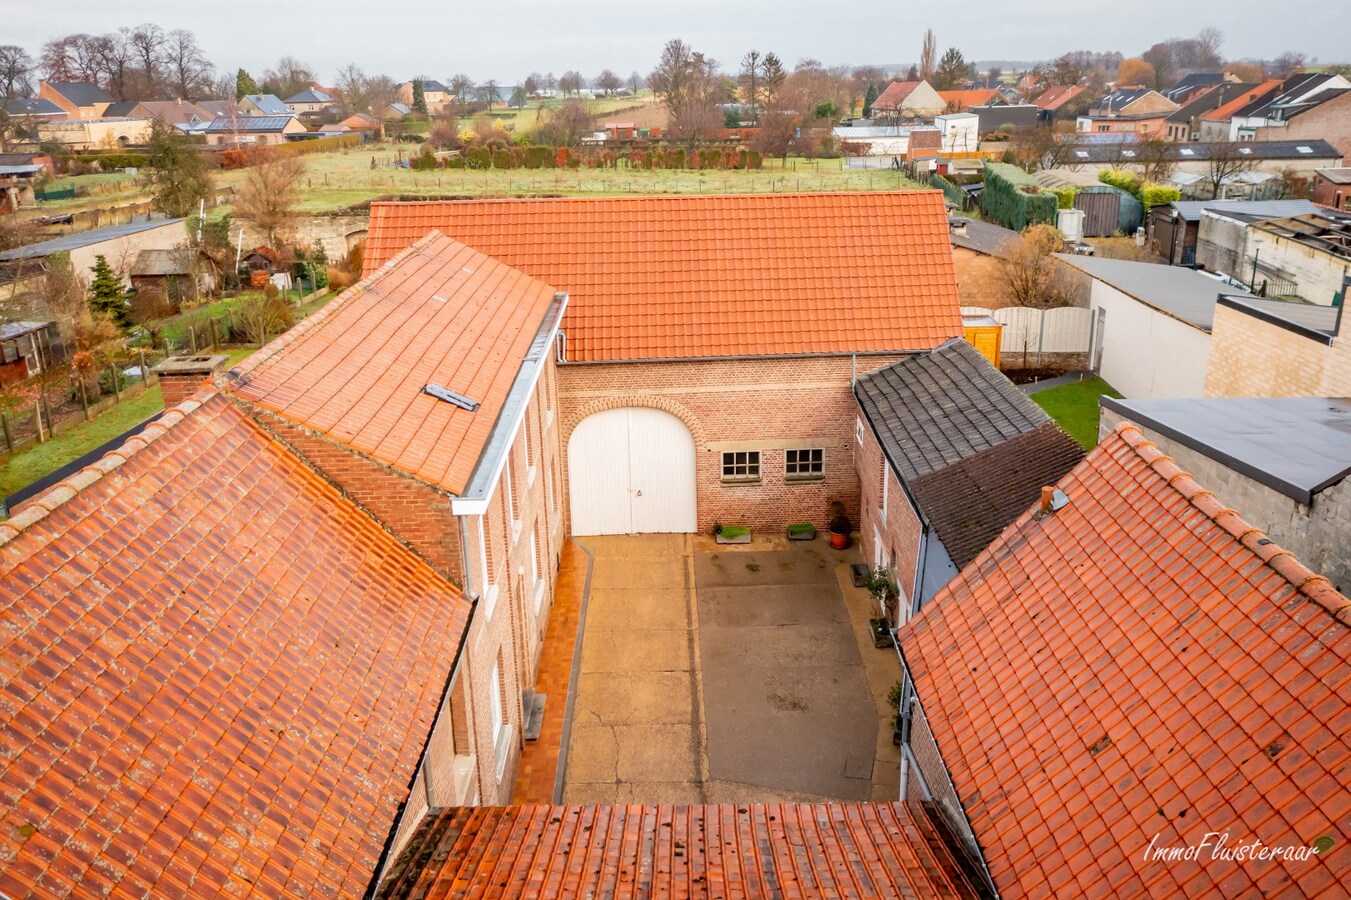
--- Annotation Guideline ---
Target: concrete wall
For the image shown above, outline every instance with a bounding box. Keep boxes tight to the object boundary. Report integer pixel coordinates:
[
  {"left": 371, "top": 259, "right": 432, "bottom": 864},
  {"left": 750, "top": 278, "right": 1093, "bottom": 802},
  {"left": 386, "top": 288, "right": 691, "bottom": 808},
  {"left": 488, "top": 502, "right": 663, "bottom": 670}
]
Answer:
[
  {"left": 1204, "top": 303, "right": 1351, "bottom": 397},
  {"left": 1090, "top": 280, "right": 1212, "bottom": 398},
  {"left": 1245, "top": 226, "right": 1351, "bottom": 305},
  {"left": 1195, "top": 213, "right": 1251, "bottom": 278},
  {"left": 558, "top": 354, "right": 910, "bottom": 535},
  {"left": 239, "top": 213, "right": 369, "bottom": 262},
  {"left": 1101, "top": 407, "right": 1351, "bottom": 593},
  {"left": 67, "top": 220, "right": 190, "bottom": 289}
]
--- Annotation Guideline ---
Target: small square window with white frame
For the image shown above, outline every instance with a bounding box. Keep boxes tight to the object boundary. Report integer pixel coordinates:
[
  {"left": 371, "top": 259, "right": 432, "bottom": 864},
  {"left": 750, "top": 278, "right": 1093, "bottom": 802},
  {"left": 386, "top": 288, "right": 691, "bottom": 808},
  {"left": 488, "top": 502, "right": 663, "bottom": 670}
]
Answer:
[
  {"left": 721, "top": 450, "right": 761, "bottom": 483},
  {"left": 785, "top": 448, "right": 825, "bottom": 481}
]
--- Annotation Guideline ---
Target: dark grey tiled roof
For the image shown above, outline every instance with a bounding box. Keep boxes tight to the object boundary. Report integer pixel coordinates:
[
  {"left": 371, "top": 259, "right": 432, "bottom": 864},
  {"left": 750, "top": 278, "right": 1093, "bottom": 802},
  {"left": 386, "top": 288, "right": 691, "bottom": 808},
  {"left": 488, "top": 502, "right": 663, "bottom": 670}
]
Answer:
[
  {"left": 856, "top": 340, "right": 1084, "bottom": 568},
  {"left": 241, "top": 94, "right": 291, "bottom": 116},
  {"left": 46, "top": 81, "right": 113, "bottom": 106},
  {"left": 1066, "top": 139, "right": 1340, "bottom": 165},
  {"left": 855, "top": 340, "right": 1056, "bottom": 480}
]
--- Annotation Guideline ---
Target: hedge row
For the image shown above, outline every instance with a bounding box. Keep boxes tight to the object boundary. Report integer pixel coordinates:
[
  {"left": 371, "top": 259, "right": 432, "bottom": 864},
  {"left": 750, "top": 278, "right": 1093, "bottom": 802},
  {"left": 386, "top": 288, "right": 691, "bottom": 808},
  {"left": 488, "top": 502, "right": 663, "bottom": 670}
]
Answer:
[
  {"left": 980, "top": 162, "right": 1057, "bottom": 231},
  {"left": 218, "top": 134, "right": 362, "bottom": 170}
]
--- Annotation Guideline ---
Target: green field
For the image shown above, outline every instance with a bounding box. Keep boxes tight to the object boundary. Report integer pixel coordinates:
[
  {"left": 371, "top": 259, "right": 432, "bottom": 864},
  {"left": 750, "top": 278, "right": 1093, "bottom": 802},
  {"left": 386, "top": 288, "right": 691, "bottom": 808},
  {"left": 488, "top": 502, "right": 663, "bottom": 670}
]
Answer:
[
  {"left": 217, "top": 144, "right": 922, "bottom": 213},
  {"left": 1030, "top": 376, "right": 1122, "bottom": 449}
]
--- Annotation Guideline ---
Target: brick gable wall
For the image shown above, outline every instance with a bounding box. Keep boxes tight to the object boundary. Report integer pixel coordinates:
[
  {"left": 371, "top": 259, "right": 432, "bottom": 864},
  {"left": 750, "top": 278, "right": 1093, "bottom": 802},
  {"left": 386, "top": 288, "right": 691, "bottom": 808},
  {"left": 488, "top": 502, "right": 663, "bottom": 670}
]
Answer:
[
  {"left": 855, "top": 414, "right": 924, "bottom": 621},
  {"left": 558, "top": 355, "right": 907, "bottom": 534}
]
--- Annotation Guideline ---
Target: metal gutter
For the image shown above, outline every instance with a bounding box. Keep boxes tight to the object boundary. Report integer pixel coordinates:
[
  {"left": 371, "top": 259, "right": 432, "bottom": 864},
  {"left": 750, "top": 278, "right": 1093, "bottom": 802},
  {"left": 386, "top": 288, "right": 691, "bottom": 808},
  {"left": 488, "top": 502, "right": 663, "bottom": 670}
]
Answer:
[{"left": 450, "top": 293, "right": 568, "bottom": 515}]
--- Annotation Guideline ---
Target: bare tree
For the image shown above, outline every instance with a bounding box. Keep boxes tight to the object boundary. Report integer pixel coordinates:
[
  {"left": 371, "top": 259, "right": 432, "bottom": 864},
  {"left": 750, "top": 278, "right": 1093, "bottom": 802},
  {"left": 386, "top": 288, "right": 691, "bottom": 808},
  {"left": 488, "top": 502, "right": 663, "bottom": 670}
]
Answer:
[
  {"left": 0, "top": 45, "right": 34, "bottom": 98},
  {"left": 1196, "top": 28, "right": 1225, "bottom": 64},
  {"left": 128, "top": 24, "right": 165, "bottom": 97},
  {"left": 234, "top": 155, "right": 306, "bottom": 247},
  {"left": 533, "top": 99, "right": 595, "bottom": 147},
  {"left": 165, "top": 29, "right": 212, "bottom": 99},
  {"left": 997, "top": 225, "right": 1077, "bottom": 309},
  {"left": 479, "top": 79, "right": 500, "bottom": 109},
  {"left": 263, "top": 56, "right": 315, "bottom": 100},
  {"left": 595, "top": 69, "right": 622, "bottom": 96},
  {"left": 1134, "top": 135, "right": 1176, "bottom": 183},
  {"left": 627, "top": 70, "right": 643, "bottom": 95},
  {"left": 1201, "top": 142, "right": 1259, "bottom": 199},
  {"left": 919, "top": 29, "right": 937, "bottom": 82},
  {"left": 738, "top": 50, "right": 763, "bottom": 113},
  {"left": 524, "top": 73, "right": 541, "bottom": 96},
  {"left": 1272, "top": 51, "right": 1306, "bottom": 78},
  {"left": 558, "top": 70, "right": 584, "bottom": 97},
  {"left": 40, "top": 33, "right": 105, "bottom": 83},
  {"left": 448, "top": 73, "right": 473, "bottom": 103},
  {"left": 1006, "top": 123, "right": 1080, "bottom": 172},
  {"left": 648, "top": 39, "right": 723, "bottom": 142}
]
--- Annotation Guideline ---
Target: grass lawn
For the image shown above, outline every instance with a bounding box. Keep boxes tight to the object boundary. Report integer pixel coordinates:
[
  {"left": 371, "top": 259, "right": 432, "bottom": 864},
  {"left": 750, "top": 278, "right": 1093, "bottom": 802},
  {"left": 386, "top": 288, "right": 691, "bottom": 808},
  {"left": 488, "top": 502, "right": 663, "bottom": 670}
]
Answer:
[
  {"left": 1030, "top": 376, "right": 1122, "bottom": 449},
  {"left": 0, "top": 346, "right": 259, "bottom": 506},
  {"left": 216, "top": 144, "right": 923, "bottom": 213}
]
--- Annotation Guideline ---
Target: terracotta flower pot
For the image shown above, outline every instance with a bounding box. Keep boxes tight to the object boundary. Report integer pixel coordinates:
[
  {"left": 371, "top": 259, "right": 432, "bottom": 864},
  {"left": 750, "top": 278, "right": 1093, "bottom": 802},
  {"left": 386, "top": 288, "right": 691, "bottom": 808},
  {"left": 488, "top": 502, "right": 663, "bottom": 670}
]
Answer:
[{"left": 830, "top": 531, "right": 849, "bottom": 550}]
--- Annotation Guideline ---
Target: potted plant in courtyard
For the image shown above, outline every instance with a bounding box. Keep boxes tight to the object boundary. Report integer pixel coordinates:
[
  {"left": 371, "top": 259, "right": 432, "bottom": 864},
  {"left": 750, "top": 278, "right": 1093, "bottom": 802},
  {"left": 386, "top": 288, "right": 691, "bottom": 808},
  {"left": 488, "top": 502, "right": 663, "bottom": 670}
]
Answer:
[
  {"left": 786, "top": 522, "right": 816, "bottom": 541},
  {"left": 828, "top": 501, "right": 852, "bottom": 550},
  {"left": 888, "top": 680, "right": 905, "bottom": 746},
  {"left": 715, "top": 523, "right": 752, "bottom": 544},
  {"left": 866, "top": 566, "right": 900, "bottom": 649}
]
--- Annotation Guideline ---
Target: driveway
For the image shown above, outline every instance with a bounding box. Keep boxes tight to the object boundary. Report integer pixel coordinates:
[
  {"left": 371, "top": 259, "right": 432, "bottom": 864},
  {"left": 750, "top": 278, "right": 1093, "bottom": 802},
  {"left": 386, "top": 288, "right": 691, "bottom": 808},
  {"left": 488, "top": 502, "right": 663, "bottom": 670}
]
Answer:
[{"left": 561, "top": 534, "right": 886, "bottom": 805}]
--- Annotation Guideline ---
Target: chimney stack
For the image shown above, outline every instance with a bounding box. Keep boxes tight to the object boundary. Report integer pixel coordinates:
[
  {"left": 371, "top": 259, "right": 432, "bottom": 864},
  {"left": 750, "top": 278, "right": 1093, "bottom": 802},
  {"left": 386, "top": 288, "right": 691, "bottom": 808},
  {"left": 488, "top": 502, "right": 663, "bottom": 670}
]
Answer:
[{"left": 154, "top": 354, "right": 228, "bottom": 407}]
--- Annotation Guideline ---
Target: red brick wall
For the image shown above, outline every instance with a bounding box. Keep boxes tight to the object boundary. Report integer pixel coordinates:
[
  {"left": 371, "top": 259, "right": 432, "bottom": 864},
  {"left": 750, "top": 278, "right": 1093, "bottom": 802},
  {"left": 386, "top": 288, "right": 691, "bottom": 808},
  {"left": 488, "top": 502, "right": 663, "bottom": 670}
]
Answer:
[
  {"left": 952, "top": 246, "right": 1006, "bottom": 309},
  {"left": 1254, "top": 92, "right": 1351, "bottom": 167},
  {"left": 160, "top": 373, "right": 213, "bottom": 408},
  {"left": 558, "top": 354, "right": 908, "bottom": 533},
  {"left": 240, "top": 405, "right": 465, "bottom": 585},
  {"left": 855, "top": 415, "right": 924, "bottom": 623}
]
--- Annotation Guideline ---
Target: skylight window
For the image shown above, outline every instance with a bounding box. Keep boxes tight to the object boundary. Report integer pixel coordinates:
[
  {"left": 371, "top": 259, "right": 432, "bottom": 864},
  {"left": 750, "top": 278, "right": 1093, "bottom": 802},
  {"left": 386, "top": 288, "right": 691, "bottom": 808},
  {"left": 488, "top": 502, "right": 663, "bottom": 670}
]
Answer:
[
  {"left": 423, "top": 383, "right": 480, "bottom": 411},
  {"left": 1239, "top": 147, "right": 1252, "bottom": 155},
  {"left": 1296, "top": 146, "right": 1312, "bottom": 154},
  {"left": 1075, "top": 150, "right": 1088, "bottom": 158},
  {"left": 1121, "top": 150, "right": 1135, "bottom": 158},
  {"left": 1180, "top": 148, "right": 1195, "bottom": 156}
]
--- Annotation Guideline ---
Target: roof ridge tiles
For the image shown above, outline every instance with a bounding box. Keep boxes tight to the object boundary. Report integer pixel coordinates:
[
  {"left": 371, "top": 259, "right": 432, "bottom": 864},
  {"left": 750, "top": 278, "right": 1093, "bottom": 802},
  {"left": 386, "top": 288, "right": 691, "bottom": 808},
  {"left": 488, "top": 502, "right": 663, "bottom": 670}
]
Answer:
[
  {"left": 224, "top": 230, "right": 445, "bottom": 386},
  {"left": 1115, "top": 420, "right": 1349, "bottom": 622},
  {"left": 0, "top": 392, "right": 208, "bottom": 551}
]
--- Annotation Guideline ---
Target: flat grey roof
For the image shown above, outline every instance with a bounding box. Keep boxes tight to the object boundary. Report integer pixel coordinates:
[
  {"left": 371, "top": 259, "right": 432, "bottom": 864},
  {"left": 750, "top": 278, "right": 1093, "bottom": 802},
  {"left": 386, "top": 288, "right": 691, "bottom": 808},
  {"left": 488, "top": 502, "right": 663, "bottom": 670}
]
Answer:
[
  {"left": 1221, "top": 295, "right": 1342, "bottom": 336},
  {"left": 1102, "top": 396, "right": 1351, "bottom": 504},
  {"left": 1168, "top": 199, "right": 1319, "bottom": 223},
  {"left": 1055, "top": 255, "right": 1227, "bottom": 330},
  {"left": 0, "top": 219, "right": 185, "bottom": 262}
]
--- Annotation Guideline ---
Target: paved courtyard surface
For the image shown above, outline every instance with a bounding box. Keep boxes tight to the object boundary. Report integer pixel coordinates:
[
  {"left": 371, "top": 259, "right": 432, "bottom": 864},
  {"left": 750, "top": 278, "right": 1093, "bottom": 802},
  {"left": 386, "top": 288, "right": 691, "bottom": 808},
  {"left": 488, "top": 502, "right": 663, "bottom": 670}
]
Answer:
[{"left": 561, "top": 534, "right": 891, "bottom": 805}]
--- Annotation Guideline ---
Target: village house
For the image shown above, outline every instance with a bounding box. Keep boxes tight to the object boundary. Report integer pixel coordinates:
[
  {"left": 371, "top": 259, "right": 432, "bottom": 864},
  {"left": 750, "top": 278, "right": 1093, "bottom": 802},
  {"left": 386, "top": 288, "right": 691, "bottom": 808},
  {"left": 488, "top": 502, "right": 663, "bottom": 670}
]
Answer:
[
  {"left": 0, "top": 218, "right": 188, "bottom": 296},
  {"left": 202, "top": 114, "right": 307, "bottom": 146},
  {"left": 1076, "top": 86, "right": 1179, "bottom": 135},
  {"left": 1032, "top": 83, "right": 1088, "bottom": 121},
  {"left": 1158, "top": 71, "right": 1236, "bottom": 105},
  {"left": 221, "top": 231, "right": 569, "bottom": 816},
  {"left": 236, "top": 93, "right": 292, "bottom": 117},
  {"left": 1196, "top": 80, "right": 1283, "bottom": 141},
  {"left": 397, "top": 79, "right": 453, "bottom": 112},
  {"left": 283, "top": 88, "right": 336, "bottom": 115},
  {"left": 1163, "top": 81, "right": 1261, "bottom": 142},
  {"left": 935, "top": 88, "right": 1004, "bottom": 112},
  {"left": 1100, "top": 395, "right": 1351, "bottom": 593},
  {"left": 361, "top": 192, "right": 965, "bottom": 536},
  {"left": 1314, "top": 167, "right": 1351, "bottom": 211},
  {"left": 129, "top": 247, "right": 219, "bottom": 305},
  {"left": 1226, "top": 72, "right": 1350, "bottom": 143},
  {"left": 117, "top": 98, "right": 214, "bottom": 128},
  {"left": 36, "top": 116, "right": 151, "bottom": 150},
  {"left": 853, "top": 340, "right": 1083, "bottom": 617},
  {"left": 896, "top": 421, "right": 1350, "bottom": 897},
  {"left": 870, "top": 80, "right": 946, "bottom": 119},
  {"left": 35, "top": 80, "right": 113, "bottom": 119}
]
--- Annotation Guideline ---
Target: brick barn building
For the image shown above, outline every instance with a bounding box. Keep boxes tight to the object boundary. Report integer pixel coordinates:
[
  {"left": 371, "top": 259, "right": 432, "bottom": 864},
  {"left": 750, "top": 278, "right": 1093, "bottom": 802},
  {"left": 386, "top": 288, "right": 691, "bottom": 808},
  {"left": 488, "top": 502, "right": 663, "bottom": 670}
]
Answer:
[{"left": 363, "top": 192, "right": 964, "bottom": 537}]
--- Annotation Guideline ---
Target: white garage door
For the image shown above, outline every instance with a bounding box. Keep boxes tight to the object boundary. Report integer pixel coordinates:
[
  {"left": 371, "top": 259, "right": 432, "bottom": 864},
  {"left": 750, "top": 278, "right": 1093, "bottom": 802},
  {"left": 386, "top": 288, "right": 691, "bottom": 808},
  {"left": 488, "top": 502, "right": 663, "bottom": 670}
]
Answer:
[{"left": 568, "top": 408, "right": 697, "bottom": 535}]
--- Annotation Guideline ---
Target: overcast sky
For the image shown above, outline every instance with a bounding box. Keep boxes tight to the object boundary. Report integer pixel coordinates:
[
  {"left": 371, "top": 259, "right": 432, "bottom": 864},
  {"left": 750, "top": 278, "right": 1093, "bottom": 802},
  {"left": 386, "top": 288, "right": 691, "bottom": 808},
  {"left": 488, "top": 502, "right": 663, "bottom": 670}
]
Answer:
[{"left": 8, "top": 2, "right": 1348, "bottom": 87}]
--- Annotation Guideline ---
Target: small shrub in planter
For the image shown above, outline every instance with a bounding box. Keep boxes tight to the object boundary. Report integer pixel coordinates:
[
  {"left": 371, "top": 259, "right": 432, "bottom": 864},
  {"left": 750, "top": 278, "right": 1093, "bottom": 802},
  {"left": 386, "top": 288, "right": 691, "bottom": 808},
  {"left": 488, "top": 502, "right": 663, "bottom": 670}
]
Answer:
[
  {"left": 786, "top": 522, "right": 816, "bottom": 541},
  {"left": 869, "top": 617, "right": 893, "bottom": 649},
  {"left": 716, "top": 525, "right": 751, "bottom": 544}
]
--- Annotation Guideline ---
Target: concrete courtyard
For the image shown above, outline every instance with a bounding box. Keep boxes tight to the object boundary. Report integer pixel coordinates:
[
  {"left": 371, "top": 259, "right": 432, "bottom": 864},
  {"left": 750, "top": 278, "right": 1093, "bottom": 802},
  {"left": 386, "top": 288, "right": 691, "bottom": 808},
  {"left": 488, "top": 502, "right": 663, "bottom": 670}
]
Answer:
[{"left": 560, "top": 534, "right": 901, "bottom": 805}]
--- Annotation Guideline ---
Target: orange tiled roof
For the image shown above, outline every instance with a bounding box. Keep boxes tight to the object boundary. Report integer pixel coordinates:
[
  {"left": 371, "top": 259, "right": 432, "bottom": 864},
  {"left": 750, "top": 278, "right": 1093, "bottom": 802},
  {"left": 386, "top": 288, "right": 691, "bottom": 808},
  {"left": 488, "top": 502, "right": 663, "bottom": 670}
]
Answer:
[
  {"left": 227, "top": 231, "right": 561, "bottom": 494},
  {"left": 938, "top": 89, "right": 1002, "bottom": 109},
  {"left": 1201, "top": 80, "right": 1283, "bottom": 121},
  {"left": 900, "top": 423, "right": 1351, "bottom": 898},
  {"left": 1033, "top": 84, "right": 1085, "bottom": 111},
  {"left": 363, "top": 193, "right": 964, "bottom": 362},
  {"left": 377, "top": 803, "right": 984, "bottom": 898},
  {"left": 0, "top": 393, "right": 472, "bottom": 897},
  {"left": 872, "top": 80, "right": 923, "bottom": 111}
]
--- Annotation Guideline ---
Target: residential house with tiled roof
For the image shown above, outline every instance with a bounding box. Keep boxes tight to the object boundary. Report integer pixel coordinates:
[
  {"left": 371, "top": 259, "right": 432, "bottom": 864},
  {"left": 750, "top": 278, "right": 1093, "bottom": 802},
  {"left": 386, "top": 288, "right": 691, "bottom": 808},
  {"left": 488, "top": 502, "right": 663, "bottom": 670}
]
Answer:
[
  {"left": 284, "top": 88, "right": 335, "bottom": 114},
  {"left": 936, "top": 88, "right": 1005, "bottom": 112},
  {"left": 0, "top": 391, "right": 476, "bottom": 895},
  {"left": 1164, "top": 82, "right": 1261, "bottom": 142},
  {"left": 871, "top": 80, "right": 946, "bottom": 119},
  {"left": 223, "top": 231, "right": 569, "bottom": 811},
  {"left": 1250, "top": 89, "right": 1351, "bottom": 166},
  {"left": 376, "top": 803, "right": 987, "bottom": 898},
  {"left": 897, "top": 422, "right": 1351, "bottom": 898},
  {"left": 1197, "top": 80, "right": 1284, "bottom": 142},
  {"left": 238, "top": 93, "right": 292, "bottom": 117},
  {"left": 1077, "top": 87, "right": 1180, "bottom": 136},
  {"left": 1160, "top": 71, "right": 1235, "bottom": 105},
  {"left": 35, "top": 80, "right": 113, "bottom": 119},
  {"left": 363, "top": 192, "right": 965, "bottom": 537},
  {"left": 397, "top": 79, "right": 453, "bottom": 113},
  {"left": 853, "top": 340, "right": 1084, "bottom": 618},
  {"left": 1227, "top": 73, "right": 1351, "bottom": 142},
  {"left": 1032, "top": 84, "right": 1088, "bottom": 121}
]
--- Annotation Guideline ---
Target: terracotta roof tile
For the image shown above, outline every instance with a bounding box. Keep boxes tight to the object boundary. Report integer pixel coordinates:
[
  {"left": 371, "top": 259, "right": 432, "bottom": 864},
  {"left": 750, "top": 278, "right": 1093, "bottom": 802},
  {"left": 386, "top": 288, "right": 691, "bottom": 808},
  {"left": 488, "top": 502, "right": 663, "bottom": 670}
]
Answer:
[
  {"left": 1033, "top": 84, "right": 1085, "bottom": 111},
  {"left": 227, "top": 231, "right": 561, "bottom": 494},
  {"left": 900, "top": 423, "right": 1351, "bottom": 898},
  {"left": 363, "top": 193, "right": 963, "bottom": 362},
  {"left": 1201, "top": 81, "right": 1283, "bottom": 121},
  {"left": 873, "top": 81, "right": 923, "bottom": 112},
  {"left": 938, "top": 89, "right": 1003, "bottom": 109},
  {"left": 377, "top": 803, "right": 985, "bottom": 898},
  {"left": 0, "top": 393, "right": 471, "bottom": 897}
]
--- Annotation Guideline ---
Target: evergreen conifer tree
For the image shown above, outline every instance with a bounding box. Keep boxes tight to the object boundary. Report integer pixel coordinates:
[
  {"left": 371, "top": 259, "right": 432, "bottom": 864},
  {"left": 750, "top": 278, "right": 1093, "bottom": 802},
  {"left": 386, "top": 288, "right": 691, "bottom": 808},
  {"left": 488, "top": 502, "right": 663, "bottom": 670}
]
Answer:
[{"left": 87, "top": 255, "right": 131, "bottom": 331}]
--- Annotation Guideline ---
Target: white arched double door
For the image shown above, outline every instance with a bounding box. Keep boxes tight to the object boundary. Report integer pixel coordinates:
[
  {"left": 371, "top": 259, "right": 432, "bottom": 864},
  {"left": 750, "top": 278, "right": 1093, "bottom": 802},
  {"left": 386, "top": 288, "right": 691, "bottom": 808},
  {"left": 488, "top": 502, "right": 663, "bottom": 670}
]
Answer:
[{"left": 568, "top": 408, "right": 697, "bottom": 535}]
